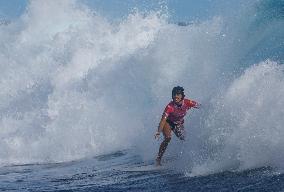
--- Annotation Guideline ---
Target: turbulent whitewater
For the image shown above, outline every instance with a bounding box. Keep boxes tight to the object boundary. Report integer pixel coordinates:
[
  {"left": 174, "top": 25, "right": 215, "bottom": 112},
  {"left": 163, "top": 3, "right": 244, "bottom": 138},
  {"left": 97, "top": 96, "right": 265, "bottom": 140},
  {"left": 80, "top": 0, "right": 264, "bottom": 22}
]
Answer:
[{"left": 0, "top": 0, "right": 284, "bottom": 182}]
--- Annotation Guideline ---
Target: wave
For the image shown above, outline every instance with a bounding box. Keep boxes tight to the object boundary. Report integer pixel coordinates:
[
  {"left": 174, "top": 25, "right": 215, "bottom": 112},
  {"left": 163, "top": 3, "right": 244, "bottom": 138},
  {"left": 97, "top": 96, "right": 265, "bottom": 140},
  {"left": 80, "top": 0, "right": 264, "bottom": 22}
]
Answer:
[{"left": 0, "top": 0, "right": 283, "bottom": 176}]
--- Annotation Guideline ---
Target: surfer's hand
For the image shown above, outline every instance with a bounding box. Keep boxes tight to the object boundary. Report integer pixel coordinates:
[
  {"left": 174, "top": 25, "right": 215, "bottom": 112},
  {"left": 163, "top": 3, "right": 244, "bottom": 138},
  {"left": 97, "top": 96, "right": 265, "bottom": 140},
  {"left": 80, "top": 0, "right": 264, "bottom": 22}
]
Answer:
[
  {"left": 154, "top": 132, "right": 160, "bottom": 139},
  {"left": 195, "top": 103, "right": 201, "bottom": 109}
]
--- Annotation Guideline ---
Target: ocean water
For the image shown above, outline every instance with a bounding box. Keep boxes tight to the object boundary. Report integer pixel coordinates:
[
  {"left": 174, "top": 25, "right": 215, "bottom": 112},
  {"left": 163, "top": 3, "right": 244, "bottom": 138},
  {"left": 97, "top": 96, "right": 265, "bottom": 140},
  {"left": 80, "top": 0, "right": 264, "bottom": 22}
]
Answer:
[
  {"left": 0, "top": 0, "right": 284, "bottom": 191},
  {"left": 1, "top": 150, "right": 284, "bottom": 192}
]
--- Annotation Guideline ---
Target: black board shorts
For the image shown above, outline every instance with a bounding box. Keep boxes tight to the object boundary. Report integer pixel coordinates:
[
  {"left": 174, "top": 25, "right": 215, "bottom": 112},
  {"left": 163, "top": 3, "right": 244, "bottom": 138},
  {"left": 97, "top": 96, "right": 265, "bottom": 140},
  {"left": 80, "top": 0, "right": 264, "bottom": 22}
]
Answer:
[{"left": 166, "top": 119, "right": 185, "bottom": 140}]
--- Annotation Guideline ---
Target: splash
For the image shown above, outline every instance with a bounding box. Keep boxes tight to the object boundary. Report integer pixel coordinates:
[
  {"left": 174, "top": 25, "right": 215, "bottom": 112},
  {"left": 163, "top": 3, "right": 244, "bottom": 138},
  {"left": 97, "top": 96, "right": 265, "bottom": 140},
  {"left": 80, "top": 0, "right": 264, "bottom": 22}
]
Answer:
[
  {"left": 186, "top": 60, "right": 284, "bottom": 176},
  {"left": 0, "top": 0, "right": 165, "bottom": 165},
  {"left": 0, "top": 0, "right": 283, "bottom": 176}
]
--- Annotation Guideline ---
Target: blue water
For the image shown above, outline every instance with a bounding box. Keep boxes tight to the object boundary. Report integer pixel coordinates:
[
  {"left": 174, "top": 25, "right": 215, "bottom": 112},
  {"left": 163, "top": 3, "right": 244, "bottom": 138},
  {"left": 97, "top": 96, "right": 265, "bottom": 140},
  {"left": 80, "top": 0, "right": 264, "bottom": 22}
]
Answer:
[
  {"left": 1, "top": 150, "right": 284, "bottom": 191},
  {"left": 0, "top": 0, "right": 284, "bottom": 191}
]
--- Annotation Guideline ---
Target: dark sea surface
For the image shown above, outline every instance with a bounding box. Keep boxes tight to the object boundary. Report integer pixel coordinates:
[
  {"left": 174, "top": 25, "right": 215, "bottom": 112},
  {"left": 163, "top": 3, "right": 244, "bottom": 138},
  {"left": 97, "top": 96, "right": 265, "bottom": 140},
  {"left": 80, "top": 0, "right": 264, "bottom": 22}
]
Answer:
[{"left": 1, "top": 150, "right": 284, "bottom": 192}]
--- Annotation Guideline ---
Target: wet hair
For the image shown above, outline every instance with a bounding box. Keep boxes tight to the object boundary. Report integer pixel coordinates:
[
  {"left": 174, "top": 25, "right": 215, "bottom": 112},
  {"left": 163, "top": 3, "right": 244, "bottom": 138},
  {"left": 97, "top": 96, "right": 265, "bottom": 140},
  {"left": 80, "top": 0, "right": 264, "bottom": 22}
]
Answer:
[{"left": 172, "top": 86, "right": 185, "bottom": 99}]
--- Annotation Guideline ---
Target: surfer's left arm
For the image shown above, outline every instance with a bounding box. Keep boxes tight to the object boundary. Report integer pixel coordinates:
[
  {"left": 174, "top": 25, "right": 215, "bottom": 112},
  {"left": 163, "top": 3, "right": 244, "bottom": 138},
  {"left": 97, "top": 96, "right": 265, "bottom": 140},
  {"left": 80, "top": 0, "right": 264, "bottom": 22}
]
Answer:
[{"left": 187, "top": 99, "right": 201, "bottom": 109}]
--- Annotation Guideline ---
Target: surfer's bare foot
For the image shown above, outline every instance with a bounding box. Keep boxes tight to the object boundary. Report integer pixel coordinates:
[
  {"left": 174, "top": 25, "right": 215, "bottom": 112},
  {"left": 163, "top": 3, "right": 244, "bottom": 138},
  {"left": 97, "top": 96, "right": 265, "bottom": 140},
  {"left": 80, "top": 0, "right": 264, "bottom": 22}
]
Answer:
[{"left": 155, "top": 158, "right": 161, "bottom": 166}]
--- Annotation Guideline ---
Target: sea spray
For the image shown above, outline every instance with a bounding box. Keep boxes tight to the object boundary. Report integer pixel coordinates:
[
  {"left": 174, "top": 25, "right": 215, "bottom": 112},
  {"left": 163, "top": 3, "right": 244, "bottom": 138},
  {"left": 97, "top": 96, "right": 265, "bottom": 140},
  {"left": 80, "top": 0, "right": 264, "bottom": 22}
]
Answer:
[{"left": 0, "top": 0, "right": 283, "bottom": 177}]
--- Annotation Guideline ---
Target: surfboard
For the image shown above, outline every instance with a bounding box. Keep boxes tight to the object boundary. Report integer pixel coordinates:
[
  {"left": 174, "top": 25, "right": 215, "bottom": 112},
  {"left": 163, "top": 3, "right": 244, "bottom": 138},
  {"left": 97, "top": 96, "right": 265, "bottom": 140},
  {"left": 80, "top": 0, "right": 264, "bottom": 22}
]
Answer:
[{"left": 121, "top": 164, "right": 163, "bottom": 172}]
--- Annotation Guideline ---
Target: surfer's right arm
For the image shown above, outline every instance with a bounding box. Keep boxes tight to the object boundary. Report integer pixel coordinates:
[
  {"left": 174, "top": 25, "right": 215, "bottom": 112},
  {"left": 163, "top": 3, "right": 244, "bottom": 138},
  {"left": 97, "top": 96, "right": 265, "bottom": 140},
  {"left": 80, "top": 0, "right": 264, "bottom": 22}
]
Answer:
[
  {"left": 155, "top": 114, "right": 167, "bottom": 139},
  {"left": 155, "top": 104, "right": 173, "bottom": 139}
]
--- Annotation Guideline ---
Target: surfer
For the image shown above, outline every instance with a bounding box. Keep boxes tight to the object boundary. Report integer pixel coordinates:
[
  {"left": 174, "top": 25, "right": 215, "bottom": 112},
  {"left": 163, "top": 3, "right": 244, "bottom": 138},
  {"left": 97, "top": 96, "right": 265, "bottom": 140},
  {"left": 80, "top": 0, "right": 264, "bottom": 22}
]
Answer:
[{"left": 154, "top": 86, "right": 200, "bottom": 166}]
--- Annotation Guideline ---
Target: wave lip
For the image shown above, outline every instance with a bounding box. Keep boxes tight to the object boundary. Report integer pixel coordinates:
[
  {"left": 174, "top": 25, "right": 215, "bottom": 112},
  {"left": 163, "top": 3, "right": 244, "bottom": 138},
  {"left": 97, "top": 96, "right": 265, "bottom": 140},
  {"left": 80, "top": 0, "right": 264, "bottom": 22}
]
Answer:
[{"left": 198, "top": 60, "right": 284, "bottom": 174}]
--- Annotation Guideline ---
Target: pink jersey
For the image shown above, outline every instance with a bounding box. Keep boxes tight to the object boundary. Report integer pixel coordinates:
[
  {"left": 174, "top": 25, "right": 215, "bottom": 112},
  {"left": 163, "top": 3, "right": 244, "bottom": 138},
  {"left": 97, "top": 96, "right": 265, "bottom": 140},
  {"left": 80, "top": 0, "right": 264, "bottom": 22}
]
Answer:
[{"left": 163, "top": 98, "right": 198, "bottom": 125}]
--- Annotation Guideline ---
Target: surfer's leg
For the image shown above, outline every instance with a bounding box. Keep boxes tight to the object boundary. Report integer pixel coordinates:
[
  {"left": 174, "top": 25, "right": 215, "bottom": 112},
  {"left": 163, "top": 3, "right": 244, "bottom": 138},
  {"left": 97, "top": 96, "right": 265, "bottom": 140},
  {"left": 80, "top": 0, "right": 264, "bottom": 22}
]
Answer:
[
  {"left": 156, "top": 122, "right": 172, "bottom": 165},
  {"left": 173, "top": 124, "right": 185, "bottom": 140}
]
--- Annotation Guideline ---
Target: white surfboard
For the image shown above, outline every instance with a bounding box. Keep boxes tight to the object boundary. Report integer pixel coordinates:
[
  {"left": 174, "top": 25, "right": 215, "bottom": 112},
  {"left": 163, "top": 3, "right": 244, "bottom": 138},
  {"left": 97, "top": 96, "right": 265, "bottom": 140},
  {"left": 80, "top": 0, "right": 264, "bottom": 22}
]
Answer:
[{"left": 121, "top": 164, "right": 163, "bottom": 172}]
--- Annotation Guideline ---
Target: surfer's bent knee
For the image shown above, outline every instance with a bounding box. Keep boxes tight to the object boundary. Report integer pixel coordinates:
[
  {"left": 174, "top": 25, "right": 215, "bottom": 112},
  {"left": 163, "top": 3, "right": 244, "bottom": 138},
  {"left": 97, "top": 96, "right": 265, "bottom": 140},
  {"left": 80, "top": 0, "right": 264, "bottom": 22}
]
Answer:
[
  {"left": 164, "top": 137, "right": 171, "bottom": 143},
  {"left": 179, "top": 135, "right": 185, "bottom": 141}
]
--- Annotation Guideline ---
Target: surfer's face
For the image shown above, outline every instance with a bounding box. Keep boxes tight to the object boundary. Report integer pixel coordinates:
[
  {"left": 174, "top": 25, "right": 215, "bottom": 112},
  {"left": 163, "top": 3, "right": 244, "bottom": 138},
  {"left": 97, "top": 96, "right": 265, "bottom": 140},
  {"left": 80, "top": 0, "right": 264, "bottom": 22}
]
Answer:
[{"left": 173, "top": 94, "right": 183, "bottom": 104}]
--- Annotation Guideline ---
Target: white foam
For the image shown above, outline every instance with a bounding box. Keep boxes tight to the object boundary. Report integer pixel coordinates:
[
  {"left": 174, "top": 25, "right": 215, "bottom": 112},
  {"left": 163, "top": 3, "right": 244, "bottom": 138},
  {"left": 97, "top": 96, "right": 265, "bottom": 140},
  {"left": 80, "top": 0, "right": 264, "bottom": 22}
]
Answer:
[
  {"left": 175, "top": 60, "right": 284, "bottom": 176},
  {"left": 0, "top": 0, "right": 283, "bottom": 175},
  {"left": 0, "top": 0, "right": 165, "bottom": 165}
]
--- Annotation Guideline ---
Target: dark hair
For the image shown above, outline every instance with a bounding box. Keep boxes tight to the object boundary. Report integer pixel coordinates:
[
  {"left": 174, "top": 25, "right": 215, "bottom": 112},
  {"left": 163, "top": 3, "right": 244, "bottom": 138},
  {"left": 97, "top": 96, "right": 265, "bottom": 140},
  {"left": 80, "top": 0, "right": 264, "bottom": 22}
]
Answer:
[{"left": 172, "top": 86, "right": 185, "bottom": 99}]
